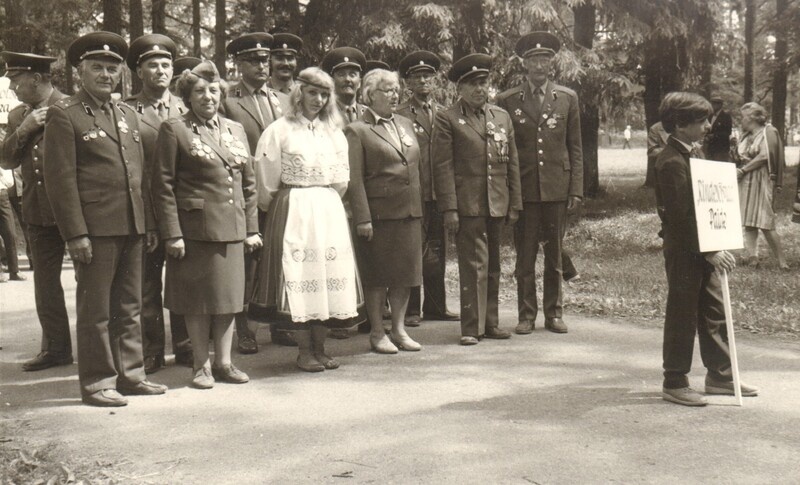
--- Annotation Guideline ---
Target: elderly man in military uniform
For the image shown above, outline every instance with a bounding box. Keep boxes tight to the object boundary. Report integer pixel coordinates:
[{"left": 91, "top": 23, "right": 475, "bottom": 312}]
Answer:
[
  {"left": 497, "top": 32, "right": 583, "bottom": 335},
  {"left": 267, "top": 33, "right": 302, "bottom": 95},
  {"left": 321, "top": 46, "right": 368, "bottom": 339},
  {"left": 0, "top": 52, "right": 71, "bottom": 370},
  {"left": 322, "top": 47, "right": 367, "bottom": 124},
  {"left": 222, "top": 32, "right": 290, "bottom": 353},
  {"left": 43, "top": 32, "right": 166, "bottom": 407},
  {"left": 432, "top": 54, "right": 521, "bottom": 346},
  {"left": 397, "top": 50, "right": 459, "bottom": 326},
  {"left": 125, "top": 34, "right": 193, "bottom": 374}
]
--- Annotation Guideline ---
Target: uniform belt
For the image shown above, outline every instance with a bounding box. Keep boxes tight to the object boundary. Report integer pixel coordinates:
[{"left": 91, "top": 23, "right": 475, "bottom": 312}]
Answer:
[{"left": 282, "top": 184, "right": 331, "bottom": 189}]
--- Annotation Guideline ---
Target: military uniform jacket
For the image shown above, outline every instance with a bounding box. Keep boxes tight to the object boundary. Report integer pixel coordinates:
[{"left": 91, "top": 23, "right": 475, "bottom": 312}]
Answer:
[
  {"left": 496, "top": 81, "right": 583, "bottom": 202},
  {"left": 345, "top": 110, "right": 423, "bottom": 225},
  {"left": 654, "top": 136, "right": 700, "bottom": 253},
  {"left": 153, "top": 111, "right": 258, "bottom": 242},
  {"left": 125, "top": 91, "right": 187, "bottom": 226},
  {"left": 220, "top": 81, "right": 289, "bottom": 153},
  {"left": 43, "top": 89, "right": 150, "bottom": 241},
  {"left": 431, "top": 99, "right": 522, "bottom": 218},
  {"left": 397, "top": 97, "right": 443, "bottom": 202},
  {"left": 0, "top": 88, "right": 67, "bottom": 226},
  {"left": 337, "top": 100, "right": 367, "bottom": 125}
]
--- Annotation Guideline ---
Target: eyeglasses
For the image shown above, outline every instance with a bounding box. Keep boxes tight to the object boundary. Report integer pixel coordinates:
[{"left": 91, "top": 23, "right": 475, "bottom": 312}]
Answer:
[{"left": 375, "top": 87, "right": 400, "bottom": 97}]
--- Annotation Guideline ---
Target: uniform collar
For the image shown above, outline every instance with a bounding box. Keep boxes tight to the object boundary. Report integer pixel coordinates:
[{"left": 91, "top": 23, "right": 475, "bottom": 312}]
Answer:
[{"left": 242, "top": 80, "right": 268, "bottom": 97}]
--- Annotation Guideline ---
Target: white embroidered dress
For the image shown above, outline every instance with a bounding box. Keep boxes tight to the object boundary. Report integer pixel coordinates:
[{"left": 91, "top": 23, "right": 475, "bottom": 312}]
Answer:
[{"left": 255, "top": 116, "right": 358, "bottom": 322}]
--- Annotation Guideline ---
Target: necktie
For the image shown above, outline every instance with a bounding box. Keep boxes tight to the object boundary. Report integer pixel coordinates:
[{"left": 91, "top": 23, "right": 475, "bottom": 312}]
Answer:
[
  {"left": 475, "top": 107, "right": 485, "bottom": 127},
  {"left": 422, "top": 102, "right": 433, "bottom": 124},
  {"left": 532, "top": 87, "right": 543, "bottom": 114},
  {"left": 346, "top": 106, "right": 357, "bottom": 123},
  {"left": 382, "top": 118, "right": 401, "bottom": 147},
  {"left": 156, "top": 101, "right": 167, "bottom": 121},
  {"left": 255, "top": 90, "right": 269, "bottom": 126},
  {"left": 207, "top": 119, "right": 220, "bottom": 144}
]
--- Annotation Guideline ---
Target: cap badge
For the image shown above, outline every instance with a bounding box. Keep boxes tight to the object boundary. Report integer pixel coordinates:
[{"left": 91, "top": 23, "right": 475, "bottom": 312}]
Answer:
[
  {"left": 103, "top": 44, "right": 110, "bottom": 51},
  {"left": 343, "top": 56, "right": 349, "bottom": 62},
  {"left": 282, "top": 43, "right": 288, "bottom": 49},
  {"left": 472, "top": 66, "right": 477, "bottom": 71},
  {"left": 419, "top": 60, "right": 424, "bottom": 65},
  {"left": 256, "top": 43, "right": 261, "bottom": 48},
  {"left": 153, "top": 45, "right": 160, "bottom": 51},
  {"left": 536, "top": 43, "right": 541, "bottom": 48}
]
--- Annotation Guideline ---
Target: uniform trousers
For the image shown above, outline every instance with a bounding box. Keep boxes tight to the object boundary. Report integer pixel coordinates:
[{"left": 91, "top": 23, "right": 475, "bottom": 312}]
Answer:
[
  {"left": 74, "top": 235, "right": 146, "bottom": 395},
  {"left": 141, "top": 243, "right": 191, "bottom": 358},
  {"left": 0, "top": 189, "right": 19, "bottom": 273},
  {"left": 8, "top": 192, "right": 31, "bottom": 266},
  {"left": 662, "top": 248, "right": 732, "bottom": 389},
  {"left": 27, "top": 224, "right": 71, "bottom": 355},
  {"left": 515, "top": 201, "right": 567, "bottom": 321},
  {"left": 455, "top": 216, "right": 503, "bottom": 337},
  {"left": 407, "top": 201, "right": 448, "bottom": 317}
]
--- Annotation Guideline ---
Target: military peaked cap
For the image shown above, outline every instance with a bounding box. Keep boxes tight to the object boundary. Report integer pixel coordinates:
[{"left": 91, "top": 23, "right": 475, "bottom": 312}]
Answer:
[
  {"left": 321, "top": 47, "right": 367, "bottom": 75},
  {"left": 227, "top": 33, "right": 273, "bottom": 58},
  {"left": 1, "top": 52, "right": 57, "bottom": 74},
  {"left": 365, "top": 60, "right": 391, "bottom": 73},
  {"left": 127, "top": 33, "right": 176, "bottom": 70},
  {"left": 398, "top": 51, "right": 440, "bottom": 77},
  {"left": 172, "top": 57, "right": 202, "bottom": 79},
  {"left": 67, "top": 31, "right": 127, "bottom": 67},
  {"left": 271, "top": 33, "right": 303, "bottom": 55},
  {"left": 515, "top": 31, "right": 560, "bottom": 58},
  {"left": 448, "top": 53, "right": 492, "bottom": 83}
]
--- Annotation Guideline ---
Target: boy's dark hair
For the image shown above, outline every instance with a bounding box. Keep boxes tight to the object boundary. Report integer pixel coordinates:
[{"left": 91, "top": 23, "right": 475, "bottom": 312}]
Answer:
[{"left": 659, "top": 92, "right": 712, "bottom": 134}]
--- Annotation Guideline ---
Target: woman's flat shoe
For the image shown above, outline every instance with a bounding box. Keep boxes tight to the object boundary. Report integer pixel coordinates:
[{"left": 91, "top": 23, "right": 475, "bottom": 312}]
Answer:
[
  {"left": 459, "top": 336, "right": 479, "bottom": 346},
  {"left": 370, "top": 335, "right": 398, "bottom": 354},
  {"left": 211, "top": 363, "right": 249, "bottom": 384},
  {"left": 390, "top": 333, "right": 421, "bottom": 351},
  {"left": 314, "top": 352, "right": 340, "bottom": 370},
  {"left": 192, "top": 367, "right": 214, "bottom": 389},
  {"left": 297, "top": 355, "right": 325, "bottom": 372}
]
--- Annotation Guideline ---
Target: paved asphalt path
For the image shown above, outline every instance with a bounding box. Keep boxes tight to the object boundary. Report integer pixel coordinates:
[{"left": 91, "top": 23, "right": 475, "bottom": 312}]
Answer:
[{"left": 1, "top": 263, "right": 799, "bottom": 484}]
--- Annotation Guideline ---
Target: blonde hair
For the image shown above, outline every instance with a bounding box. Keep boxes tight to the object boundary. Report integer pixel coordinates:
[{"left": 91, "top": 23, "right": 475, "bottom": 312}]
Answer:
[{"left": 286, "top": 67, "right": 343, "bottom": 130}]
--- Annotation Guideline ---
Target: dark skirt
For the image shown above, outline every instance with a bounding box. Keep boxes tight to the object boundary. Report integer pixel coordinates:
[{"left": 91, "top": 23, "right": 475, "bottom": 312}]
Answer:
[
  {"left": 248, "top": 188, "right": 366, "bottom": 329},
  {"left": 165, "top": 239, "right": 244, "bottom": 315},
  {"left": 354, "top": 217, "right": 423, "bottom": 288}
]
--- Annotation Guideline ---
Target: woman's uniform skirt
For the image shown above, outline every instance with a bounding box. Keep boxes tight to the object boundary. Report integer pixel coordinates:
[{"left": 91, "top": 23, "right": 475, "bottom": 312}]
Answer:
[
  {"left": 249, "top": 187, "right": 365, "bottom": 328},
  {"left": 165, "top": 239, "right": 245, "bottom": 315},
  {"left": 353, "top": 217, "right": 423, "bottom": 288}
]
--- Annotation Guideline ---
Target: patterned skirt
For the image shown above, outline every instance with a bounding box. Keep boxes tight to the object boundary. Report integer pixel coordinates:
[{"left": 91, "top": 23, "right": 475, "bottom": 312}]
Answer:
[
  {"left": 739, "top": 166, "right": 776, "bottom": 230},
  {"left": 249, "top": 187, "right": 366, "bottom": 328}
]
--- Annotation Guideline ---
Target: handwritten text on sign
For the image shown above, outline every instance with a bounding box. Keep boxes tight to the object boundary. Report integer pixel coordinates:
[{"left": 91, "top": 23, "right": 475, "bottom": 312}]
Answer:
[{"left": 690, "top": 157, "right": 744, "bottom": 252}]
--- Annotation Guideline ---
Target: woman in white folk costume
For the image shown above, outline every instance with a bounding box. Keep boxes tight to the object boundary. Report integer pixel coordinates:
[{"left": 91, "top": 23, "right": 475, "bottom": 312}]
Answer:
[
  {"left": 251, "top": 67, "right": 363, "bottom": 372},
  {"left": 153, "top": 61, "right": 262, "bottom": 389},
  {"left": 732, "top": 102, "right": 787, "bottom": 269}
]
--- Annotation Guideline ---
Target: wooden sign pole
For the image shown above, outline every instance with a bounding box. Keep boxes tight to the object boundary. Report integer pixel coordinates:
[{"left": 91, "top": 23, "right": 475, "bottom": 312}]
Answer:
[{"left": 720, "top": 270, "right": 743, "bottom": 406}]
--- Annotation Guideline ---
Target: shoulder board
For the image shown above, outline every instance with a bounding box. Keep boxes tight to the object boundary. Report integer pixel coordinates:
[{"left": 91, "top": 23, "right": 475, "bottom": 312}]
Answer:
[
  {"left": 116, "top": 101, "right": 135, "bottom": 112},
  {"left": 55, "top": 96, "right": 81, "bottom": 109},
  {"left": 552, "top": 84, "right": 577, "bottom": 97},
  {"left": 8, "top": 103, "right": 29, "bottom": 116}
]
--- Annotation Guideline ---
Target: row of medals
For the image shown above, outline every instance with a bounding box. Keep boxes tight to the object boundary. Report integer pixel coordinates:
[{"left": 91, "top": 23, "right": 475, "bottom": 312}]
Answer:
[
  {"left": 82, "top": 120, "right": 130, "bottom": 141},
  {"left": 190, "top": 132, "right": 248, "bottom": 166}
]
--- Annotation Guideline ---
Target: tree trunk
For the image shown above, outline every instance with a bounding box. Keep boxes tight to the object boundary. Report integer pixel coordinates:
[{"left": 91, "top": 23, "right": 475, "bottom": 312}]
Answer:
[
  {"left": 743, "top": 0, "right": 755, "bottom": 103},
  {"left": 193, "top": 0, "right": 203, "bottom": 56},
  {"left": 643, "top": 35, "right": 686, "bottom": 131},
  {"left": 102, "top": 0, "right": 123, "bottom": 34},
  {"left": 696, "top": 11, "right": 715, "bottom": 97},
  {"left": 152, "top": 0, "right": 167, "bottom": 34},
  {"left": 770, "top": 0, "right": 788, "bottom": 140},
  {"left": 2, "top": 0, "right": 29, "bottom": 51},
  {"left": 215, "top": 0, "right": 228, "bottom": 79},
  {"left": 573, "top": 2, "right": 599, "bottom": 198},
  {"left": 129, "top": 0, "right": 144, "bottom": 94},
  {"left": 252, "top": 0, "right": 267, "bottom": 31}
]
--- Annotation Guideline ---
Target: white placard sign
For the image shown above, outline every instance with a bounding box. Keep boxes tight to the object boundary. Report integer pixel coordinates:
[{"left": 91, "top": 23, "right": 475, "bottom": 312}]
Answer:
[
  {"left": 0, "top": 76, "right": 21, "bottom": 125},
  {"left": 690, "top": 157, "right": 744, "bottom": 252}
]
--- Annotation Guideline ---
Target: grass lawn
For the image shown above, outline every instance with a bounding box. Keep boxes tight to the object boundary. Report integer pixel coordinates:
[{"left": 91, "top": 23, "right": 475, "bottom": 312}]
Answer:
[{"left": 446, "top": 147, "right": 800, "bottom": 338}]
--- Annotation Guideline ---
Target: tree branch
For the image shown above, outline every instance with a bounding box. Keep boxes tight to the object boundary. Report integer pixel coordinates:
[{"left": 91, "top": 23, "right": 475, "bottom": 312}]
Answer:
[{"left": 165, "top": 12, "right": 214, "bottom": 34}]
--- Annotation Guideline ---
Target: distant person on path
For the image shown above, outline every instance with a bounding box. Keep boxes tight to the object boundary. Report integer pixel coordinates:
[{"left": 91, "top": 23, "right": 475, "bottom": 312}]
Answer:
[
  {"left": 703, "top": 96, "right": 732, "bottom": 162},
  {"left": 732, "top": 102, "right": 787, "bottom": 269},
  {"left": 645, "top": 121, "right": 669, "bottom": 188},
  {"left": 0, "top": 167, "right": 21, "bottom": 282},
  {"left": 654, "top": 92, "right": 758, "bottom": 407},
  {"left": 622, "top": 125, "right": 632, "bottom": 149},
  {"left": 0, "top": 51, "right": 71, "bottom": 370}
]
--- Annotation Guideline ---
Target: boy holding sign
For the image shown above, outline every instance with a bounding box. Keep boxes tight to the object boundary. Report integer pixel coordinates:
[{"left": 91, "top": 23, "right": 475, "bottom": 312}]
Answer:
[{"left": 654, "top": 92, "right": 758, "bottom": 407}]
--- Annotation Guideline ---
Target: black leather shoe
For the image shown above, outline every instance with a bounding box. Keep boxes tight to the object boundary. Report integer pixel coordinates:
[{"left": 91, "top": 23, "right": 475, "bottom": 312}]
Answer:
[
  {"left": 484, "top": 327, "right": 511, "bottom": 339},
  {"left": 459, "top": 336, "right": 479, "bottom": 346},
  {"left": 423, "top": 310, "right": 460, "bottom": 321},
  {"left": 144, "top": 354, "right": 165, "bottom": 374},
  {"left": 22, "top": 351, "right": 74, "bottom": 371},
  {"left": 9, "top": 272, "right": 26, "bottom": 281},
  {"left": 174, "top": 351, "right": 194, "bottom": 367},
  {"left": 271, "top": 330, "right": 298, "bottom": 347},
  {"left": 405, "top": 314, "right": 421, "bottom": 327},
  {"left": 118, "top": 380, "right": 168, "bottom": 396},
  {"left": 515, "top": 320, "right": 534, "bottom": 335},
  {"left": 544, "top": 318, "right": 568, "bottom": 334},
  {"left": 211, "top": 363, "right": 249, "bottom": 384},
  {"left": 82, "top": 389, "right": 128, "bottom": 407},
  {"left": 237, "top": 335, "right": 258, "bottom": 354}
]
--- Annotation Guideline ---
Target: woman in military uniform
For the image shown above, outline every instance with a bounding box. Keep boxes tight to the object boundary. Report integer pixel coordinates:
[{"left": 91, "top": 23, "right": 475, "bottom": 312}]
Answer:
[{"left": 153, "top": 61, "right": 262, "bottom": 389}]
